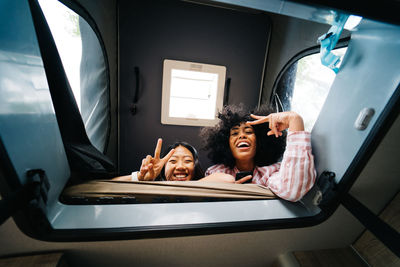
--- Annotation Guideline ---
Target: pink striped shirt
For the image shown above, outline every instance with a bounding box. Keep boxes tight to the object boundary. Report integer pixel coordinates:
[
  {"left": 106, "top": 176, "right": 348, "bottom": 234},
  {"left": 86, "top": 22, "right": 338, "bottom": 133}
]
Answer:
[{"left": 205, "top": 131, "right": 316, "bottom": 202}]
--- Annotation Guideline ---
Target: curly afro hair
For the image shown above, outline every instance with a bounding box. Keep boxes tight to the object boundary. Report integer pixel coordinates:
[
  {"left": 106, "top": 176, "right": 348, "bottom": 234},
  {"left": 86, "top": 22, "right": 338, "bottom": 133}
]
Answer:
[{"left": 200, "top": 104, "right": 286, "bottom": 168}]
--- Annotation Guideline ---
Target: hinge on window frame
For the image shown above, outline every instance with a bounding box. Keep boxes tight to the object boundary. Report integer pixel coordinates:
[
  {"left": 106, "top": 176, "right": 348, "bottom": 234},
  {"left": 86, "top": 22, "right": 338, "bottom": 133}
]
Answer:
[
  {"left": 26, "top": 168, "right": 50, "bottom": 209},
  {"left": 0, "top": 169, "right": 50, "bottom": 226},
  {"left": 313, "top": 171, "right": 337, "bottom": 207}
]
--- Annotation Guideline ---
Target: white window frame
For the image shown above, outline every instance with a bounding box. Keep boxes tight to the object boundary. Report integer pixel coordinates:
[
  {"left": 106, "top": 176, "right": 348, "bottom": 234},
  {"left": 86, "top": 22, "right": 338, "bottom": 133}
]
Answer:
[{"left": 161, "top": 59, "right": 226, "bottom": 127}]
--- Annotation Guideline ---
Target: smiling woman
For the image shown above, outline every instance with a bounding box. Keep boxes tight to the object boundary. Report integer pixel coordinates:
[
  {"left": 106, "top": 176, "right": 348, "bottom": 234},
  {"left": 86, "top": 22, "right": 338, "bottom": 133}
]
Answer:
[
  {"left": 229, "top": 123, "right": 257, "bottom": 171},
  {"left": 163, "top": 145, "right": 196, "bottom": 181},
  {"left": 201, "top": 104, "right": 317, "bottom": 202},
  {"left": 160, "top": 141, "right": 205, "bottom": 181},
  {"left": 113, "top": 139, "right": 204, "bottom": 181}
]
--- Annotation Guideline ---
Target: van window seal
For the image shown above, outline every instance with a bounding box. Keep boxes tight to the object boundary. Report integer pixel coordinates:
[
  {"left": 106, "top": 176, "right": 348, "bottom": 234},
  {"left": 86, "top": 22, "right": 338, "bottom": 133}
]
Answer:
[
  {"left": 57, "top": 0, "right": 112, "bottom": 155},
  {"left": 269, "top": 37, "right": 350, "bottom": 105}
]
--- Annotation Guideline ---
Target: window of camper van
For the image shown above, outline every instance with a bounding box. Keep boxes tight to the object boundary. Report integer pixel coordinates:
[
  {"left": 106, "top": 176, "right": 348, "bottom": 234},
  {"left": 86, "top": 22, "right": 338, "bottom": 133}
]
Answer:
[
  {"left": 274, "top": 47, "right": 347, "bottom": 132},
  {"left": 38, "top": 0, "right": 110, "bottom": 153},
  {"left": 161, "top": 59, "right": 226, "bottom": 127}
]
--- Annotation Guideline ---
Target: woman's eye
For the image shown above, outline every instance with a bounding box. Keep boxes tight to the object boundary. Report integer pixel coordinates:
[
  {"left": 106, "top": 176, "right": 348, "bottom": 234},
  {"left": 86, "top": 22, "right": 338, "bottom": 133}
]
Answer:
[
  {"left": 231, "top": 132, "right": 238, "bottom": 136},
  {"left": 169, "top": 160, "right": 177, "bottom": 164},
  {"left": 185, "top": 160, "right": 193, "bottom": 163}
]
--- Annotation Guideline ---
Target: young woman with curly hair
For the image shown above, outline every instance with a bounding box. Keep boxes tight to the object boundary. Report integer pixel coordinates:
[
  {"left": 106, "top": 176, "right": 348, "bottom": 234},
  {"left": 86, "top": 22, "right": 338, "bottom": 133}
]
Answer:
[{"left": 200, "top": 104, "right": 316, "bottom": 202}]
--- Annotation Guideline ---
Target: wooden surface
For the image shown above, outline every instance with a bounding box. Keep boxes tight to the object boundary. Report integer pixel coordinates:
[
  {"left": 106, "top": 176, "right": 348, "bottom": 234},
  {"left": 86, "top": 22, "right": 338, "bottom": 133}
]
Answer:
[
  {"left": 353, "top": 192, "right": 400, "bottom": 267},
  {"left": 0, "top": 252, "right": 67, "bottom": 267},
  {"left": 292, "top": 247, "right": 368, "bottom": 267}
]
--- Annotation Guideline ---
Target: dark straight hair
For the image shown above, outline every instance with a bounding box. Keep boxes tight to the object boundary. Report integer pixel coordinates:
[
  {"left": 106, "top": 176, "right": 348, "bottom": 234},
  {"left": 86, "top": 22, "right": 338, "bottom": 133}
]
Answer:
[{"left": 159, "top": 141, "right": 204, "bottom": 181}]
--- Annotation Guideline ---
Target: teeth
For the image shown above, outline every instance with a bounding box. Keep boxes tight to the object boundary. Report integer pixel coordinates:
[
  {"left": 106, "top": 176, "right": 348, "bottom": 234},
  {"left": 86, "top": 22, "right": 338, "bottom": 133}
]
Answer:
[
  {"left": 174, "top": 174, "right": 188, "bottom": 181},
  {"left": 237, "top": 142, "right": 249, "bottom": 147}
]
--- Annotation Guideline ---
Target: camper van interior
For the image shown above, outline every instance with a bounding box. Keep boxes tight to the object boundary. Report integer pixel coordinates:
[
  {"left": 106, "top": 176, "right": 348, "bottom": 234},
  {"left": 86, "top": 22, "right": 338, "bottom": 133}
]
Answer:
[{"left": 0, "top": 0, "right": 399, "bottom": 266}]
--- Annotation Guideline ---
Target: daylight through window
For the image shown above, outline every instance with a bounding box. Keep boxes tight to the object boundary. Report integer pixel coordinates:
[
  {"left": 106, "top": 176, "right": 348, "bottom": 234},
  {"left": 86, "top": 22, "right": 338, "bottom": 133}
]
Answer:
[
  {"left": 275, "top": 47, "right": 347, "bottom": 131},
  {"left": 38, "top": 0, "right": 82, "bottom": 109},
  {"left": 162, "top": 59, "right": 226, "bottom": 127}
]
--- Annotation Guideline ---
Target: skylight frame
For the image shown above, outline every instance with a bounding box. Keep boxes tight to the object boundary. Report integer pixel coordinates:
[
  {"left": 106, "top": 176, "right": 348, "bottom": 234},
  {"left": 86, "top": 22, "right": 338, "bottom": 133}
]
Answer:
[{"left": 161, "top": 59, "right": 226, "bottom": 127}]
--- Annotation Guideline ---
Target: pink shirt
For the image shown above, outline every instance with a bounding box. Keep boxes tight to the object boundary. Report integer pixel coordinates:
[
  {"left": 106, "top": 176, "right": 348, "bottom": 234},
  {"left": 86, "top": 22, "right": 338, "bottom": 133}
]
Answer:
[{"left": 205, "top": 131, "right": 316, "bottom": 202}]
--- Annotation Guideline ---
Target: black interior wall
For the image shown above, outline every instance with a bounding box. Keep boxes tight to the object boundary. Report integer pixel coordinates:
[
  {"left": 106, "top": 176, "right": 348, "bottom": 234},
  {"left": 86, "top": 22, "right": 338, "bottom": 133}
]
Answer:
[{"left": 118, "top": 0, "right": 270, "bottom": 173}]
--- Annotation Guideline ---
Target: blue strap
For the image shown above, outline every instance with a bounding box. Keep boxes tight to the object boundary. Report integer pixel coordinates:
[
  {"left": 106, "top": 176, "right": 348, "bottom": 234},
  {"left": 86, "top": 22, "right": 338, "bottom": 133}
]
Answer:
[{"left": 318, "top": 14, "right": 349, "bottom": 73}]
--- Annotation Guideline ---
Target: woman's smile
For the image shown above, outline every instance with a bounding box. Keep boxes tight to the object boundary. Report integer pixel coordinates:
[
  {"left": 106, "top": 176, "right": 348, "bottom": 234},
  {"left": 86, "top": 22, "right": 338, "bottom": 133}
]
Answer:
[
  {"left": 229, "top": 123, "right": 257, "bottom": 161},
  {"left": 165, "top": 146, "right": 195, "bottom": 181}
]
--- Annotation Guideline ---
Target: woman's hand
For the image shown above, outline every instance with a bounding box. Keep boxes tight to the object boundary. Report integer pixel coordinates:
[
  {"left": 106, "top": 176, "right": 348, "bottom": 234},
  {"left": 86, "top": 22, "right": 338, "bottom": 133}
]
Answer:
[
  {"left": 200, "top": 173, "right": 252, "bottom": 184},
  {"left": 138, "top": 138, "right": 175, "bottom": 181},
  {"left": 247, "top": 111, "right": 304, "bottom": 137}
]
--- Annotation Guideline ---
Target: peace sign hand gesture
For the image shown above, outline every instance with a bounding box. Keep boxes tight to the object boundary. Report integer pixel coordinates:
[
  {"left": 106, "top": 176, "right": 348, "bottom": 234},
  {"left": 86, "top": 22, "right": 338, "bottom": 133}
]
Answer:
[
  {"left": 247, "top": 111, "right": 304, "bottom": 137},
  {"left": 138, "top": 138, "right": 175, "bottom": 181}
]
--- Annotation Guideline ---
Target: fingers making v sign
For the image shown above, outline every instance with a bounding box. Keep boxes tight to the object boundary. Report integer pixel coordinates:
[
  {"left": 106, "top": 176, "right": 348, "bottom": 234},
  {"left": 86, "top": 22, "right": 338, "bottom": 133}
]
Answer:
[
  {"left": 138, "top": 138, "right": 175, "bottom": 181},
  {"left": 247, "top": 111, "right": 304, "bottom": 137}
]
